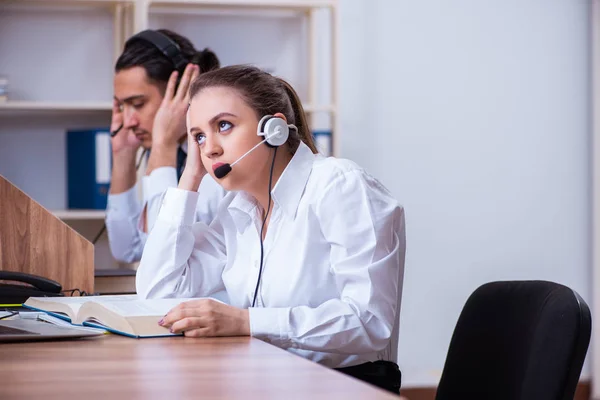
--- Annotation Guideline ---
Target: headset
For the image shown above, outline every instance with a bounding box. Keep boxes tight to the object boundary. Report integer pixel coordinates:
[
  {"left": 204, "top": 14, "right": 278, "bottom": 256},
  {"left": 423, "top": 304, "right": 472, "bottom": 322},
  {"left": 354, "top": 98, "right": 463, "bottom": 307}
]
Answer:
[
  {"left": 111, "top": 30, "right": 189, "bottom": 137},
  {"left": 258, "top": 115, "right": 294, "bottom": 147},
  {"left": 213, "top": 115, "right": 296, "bottom": 179},
  {"left": 126, "top": 29, "right": 189, "bottom": 73},
  {"left": 212, "top": 115, "right": 296, "bottom": 307},
  {"left": 252, "top": 115, "right": 296, "bottom": 307}
]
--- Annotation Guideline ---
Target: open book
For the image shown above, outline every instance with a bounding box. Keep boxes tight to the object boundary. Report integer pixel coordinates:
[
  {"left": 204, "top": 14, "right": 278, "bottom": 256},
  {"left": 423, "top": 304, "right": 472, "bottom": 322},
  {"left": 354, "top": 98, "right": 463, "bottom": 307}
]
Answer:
[{"left": 23, "top": 295, "right": 203, "bottom": 338}]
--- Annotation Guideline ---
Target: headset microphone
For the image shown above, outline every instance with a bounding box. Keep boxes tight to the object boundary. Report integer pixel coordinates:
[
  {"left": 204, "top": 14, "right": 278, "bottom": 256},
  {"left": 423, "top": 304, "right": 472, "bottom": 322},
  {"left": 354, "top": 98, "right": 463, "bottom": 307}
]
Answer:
[
  {"left": 214, "top": 137, "right": 268, "bottom": 179},
  {"left": 213, "top": 164, "right": 232, "bottom": 179},
  {"left": 213, "top": 116, "right": 296, "bottom": 179}
]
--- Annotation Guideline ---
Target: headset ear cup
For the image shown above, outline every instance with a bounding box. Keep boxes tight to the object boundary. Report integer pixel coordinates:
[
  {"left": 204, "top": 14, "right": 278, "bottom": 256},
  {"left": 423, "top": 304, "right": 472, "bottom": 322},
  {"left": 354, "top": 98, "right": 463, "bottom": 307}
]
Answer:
[
  {"left": 258, "top": 115, "right": 273, "bottom": 136},
  {"left": 263, "top": 117, "right": 290, "bottom": 147}
]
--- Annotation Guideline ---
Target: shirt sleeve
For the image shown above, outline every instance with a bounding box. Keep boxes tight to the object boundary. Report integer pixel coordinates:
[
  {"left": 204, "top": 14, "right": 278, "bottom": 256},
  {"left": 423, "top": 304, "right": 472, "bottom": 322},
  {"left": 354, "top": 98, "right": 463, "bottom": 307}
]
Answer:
[
  {"left": 105, "top": 186, "right": 144, "bottom": 263},
  {"left": 142, "top": 168, "right": 226, "bottom": 234},
  {"left": 141, "top": 167, "right": 179, "bottom": 234},
  {"left": 195, "top": 174, "right": 228, "bottom": 225},
  {"left": 136, "top": 187, "right": 228, "bottom": 299},
  {"left": 249, "top": 170, "right": 406, "bottom": 354}
]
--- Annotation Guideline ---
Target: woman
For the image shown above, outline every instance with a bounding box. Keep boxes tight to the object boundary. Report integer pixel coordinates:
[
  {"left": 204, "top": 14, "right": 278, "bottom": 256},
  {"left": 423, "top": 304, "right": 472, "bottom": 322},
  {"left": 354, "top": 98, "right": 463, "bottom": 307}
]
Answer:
[{"left": 136, "top": 65, "right": 406, "bottom": 393}]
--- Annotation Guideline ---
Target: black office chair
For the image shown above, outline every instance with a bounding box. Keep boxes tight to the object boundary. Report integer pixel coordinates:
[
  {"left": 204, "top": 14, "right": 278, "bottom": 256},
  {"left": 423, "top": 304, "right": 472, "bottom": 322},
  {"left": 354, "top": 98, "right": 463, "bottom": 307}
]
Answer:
[{"left": 436, "top": 280, "right": 591, "bottom": 400}]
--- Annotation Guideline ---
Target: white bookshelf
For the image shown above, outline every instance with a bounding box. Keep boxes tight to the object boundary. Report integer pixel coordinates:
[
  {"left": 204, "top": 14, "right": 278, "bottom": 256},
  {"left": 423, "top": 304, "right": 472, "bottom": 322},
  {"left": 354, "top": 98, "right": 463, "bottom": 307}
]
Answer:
[
  {"left": 52, "top": 210, "right": 106, "bottom": 220},
  {"left": 0, "top": 101, "right": 330, "bottom": 114},
  {"left": 0, "top": 101, "right": 112, "bottom": 110},
  {"left": 142, "top": 0, "right": 338, "bottom": 150},
  {"left": 0, "top": 101, "right": 112, "bottom": 116},
  {"left": 0, "top": 0, "right": 338, "bottom": 274},
  {"left": 146, "top": 0, "right": 335, "bottom": 11},
  {"left": 303, "top": 104, "right": 336, "bottom": 113},
  {"left": 2, "top": 0, "right": 131, "bottom": 3}
]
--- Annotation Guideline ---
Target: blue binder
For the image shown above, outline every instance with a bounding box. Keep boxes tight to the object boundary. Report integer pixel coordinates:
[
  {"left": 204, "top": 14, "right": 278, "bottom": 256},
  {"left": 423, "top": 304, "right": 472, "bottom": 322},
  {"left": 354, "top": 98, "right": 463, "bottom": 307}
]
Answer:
[
  {"left": 66, "top": 128, "right": 112, "bottom": 210},
  {"left": 313, "top": 130, "right": 332, "bottom": 157}
]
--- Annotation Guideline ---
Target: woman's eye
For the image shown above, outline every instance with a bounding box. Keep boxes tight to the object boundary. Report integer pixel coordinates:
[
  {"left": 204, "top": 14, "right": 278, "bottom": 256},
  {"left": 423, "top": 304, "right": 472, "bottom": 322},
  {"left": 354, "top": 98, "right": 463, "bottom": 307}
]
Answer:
[
  {"left": 218, "top": 121, "right": 232, "bottom": 132},
  {"left": 195, "top": 134, "right": 206, "bottom": 145}
]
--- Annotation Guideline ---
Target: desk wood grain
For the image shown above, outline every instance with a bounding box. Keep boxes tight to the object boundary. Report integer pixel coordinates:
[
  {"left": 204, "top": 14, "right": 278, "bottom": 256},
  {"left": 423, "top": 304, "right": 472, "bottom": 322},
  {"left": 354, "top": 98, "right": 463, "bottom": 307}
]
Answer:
[
  {"left": 0, "top": 174, "right": 94, "bottom": 294},
  {"left": 1, "top": 335, "right": 399, "bottom": 399}
]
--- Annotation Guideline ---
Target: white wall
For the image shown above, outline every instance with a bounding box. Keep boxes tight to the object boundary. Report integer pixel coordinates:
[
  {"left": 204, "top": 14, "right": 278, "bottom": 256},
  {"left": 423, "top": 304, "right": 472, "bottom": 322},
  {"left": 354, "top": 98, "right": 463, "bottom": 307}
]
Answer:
[{"left": 338, "top": 0, "right": 593, "bottom": 387}]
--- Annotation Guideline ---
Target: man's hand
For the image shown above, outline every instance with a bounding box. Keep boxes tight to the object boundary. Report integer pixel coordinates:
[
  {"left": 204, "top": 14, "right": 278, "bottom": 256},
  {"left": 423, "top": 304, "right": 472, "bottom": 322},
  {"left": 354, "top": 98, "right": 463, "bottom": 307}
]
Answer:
[
  {"left": 146, "top": 64, "right": 199, "bottom": 174},
  {"left": 109, "top": 98, "right": 141, "bottom": 194},
  {"left": 153, "top": 64, "right": 199, "bottom": 150},
  {"left": 110, "top": 98, "right": 141, "bottom": 155}
]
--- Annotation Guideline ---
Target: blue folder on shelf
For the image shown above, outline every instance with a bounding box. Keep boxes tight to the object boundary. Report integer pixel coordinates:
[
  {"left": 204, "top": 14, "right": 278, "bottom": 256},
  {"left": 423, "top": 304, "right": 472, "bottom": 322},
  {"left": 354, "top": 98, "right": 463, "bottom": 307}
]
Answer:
[
  {"left": 313, "top": 130, "right": 332, "bottom": 157},
  {"left": 66, "top": 128, "right": 112, "bottom": 210}
]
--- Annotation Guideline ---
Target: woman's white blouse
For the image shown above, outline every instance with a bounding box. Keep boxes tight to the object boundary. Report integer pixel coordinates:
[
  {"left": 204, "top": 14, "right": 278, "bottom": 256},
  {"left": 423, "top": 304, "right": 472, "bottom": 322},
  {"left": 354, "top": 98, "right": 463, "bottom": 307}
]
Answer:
[
  {"left": 105, "top": 165, "right": 225, "bottom": 263},
  {"left": 136, "top": 141, "right": 406, "bottom": 368}
]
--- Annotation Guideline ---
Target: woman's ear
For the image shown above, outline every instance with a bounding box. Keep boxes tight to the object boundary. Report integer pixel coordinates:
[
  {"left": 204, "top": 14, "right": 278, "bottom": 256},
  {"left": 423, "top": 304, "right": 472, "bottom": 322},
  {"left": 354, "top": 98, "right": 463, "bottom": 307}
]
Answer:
[{"left": 273, "top": 112, "right": 287, "bottom": 122}]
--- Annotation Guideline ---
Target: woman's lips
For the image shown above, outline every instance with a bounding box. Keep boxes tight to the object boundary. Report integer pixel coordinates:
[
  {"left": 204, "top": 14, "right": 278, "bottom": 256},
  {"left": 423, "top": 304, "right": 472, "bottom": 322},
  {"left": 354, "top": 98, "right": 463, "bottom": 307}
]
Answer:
[{"left": 212, "top": 162, "right": 225, "bottom": 172}]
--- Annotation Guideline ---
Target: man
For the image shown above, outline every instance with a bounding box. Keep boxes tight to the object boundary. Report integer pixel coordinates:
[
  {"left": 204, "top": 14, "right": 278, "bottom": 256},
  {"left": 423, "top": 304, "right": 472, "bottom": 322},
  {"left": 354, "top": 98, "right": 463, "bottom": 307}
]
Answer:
[{"left": 106, "top": 29, "right": 226, "bottom": 263}]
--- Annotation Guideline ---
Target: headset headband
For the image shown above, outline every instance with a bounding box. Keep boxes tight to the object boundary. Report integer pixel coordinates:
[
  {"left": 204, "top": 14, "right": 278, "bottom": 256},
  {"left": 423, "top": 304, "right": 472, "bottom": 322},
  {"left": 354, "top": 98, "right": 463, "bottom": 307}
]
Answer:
[{"left": 126, "top": 30, "right": 188, "bottom": 71}]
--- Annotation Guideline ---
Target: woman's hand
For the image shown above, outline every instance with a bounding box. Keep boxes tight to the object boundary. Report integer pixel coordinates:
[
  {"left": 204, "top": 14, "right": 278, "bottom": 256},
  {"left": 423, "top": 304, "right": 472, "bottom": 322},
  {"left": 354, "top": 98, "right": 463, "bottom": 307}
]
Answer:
[
  {"left": 159, "top": 299, "right": 250, "bottom": 337},
  {"left": 152, "top": 63, "right": 199, "bottom": 150},
  {"left": 178, "top": 123, "right": 207, "bottom": 191}
]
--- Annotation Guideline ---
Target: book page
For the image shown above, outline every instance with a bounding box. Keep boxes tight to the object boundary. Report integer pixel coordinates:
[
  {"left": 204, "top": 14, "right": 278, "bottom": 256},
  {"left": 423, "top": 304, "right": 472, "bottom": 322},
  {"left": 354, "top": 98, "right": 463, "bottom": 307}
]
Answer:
[
  {"left": 25, "top": 295, "right": 138, "bottom": 319},
  {"left": 94, "top": 298, "right": 200, "bottom": 317},
  {"left": 25, "top": 296, "right": 95, "bottom": 316},
  {"left": 86, "top": 295, "right": 139, "bottom": 302}
]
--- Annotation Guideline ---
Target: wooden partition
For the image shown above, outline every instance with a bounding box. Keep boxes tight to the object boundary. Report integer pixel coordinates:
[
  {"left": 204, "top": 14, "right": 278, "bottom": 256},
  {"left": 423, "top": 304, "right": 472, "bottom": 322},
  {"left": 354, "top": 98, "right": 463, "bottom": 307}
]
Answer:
[{"left": 0, "top": 174, "right": 93, "bottom": 294}]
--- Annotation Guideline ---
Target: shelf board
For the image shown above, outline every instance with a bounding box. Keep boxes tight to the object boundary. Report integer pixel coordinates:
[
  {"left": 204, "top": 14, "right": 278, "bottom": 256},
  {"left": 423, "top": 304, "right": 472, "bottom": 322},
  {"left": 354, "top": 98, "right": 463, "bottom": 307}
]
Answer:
[
  {"left": 303, "top": 104, "right": 336, "bottom": 113},
  {"left": 0, "top": 102, "right": 331, "bottom": 113},
  {"left": 1, "top": 0, "right": 132, "bottom": 5},
  {"left": 148, "top": 0, "right": 336, "bottom": 10},
  {"left": 52, "top": 210, "right": 106, "bottom": 220},
  {"left": 149, "top": 6, "right": 300, "bottom": 18},
  {"left": 1, "top": 0, "right": 334, "bottom": 8},
  {"left": 0, "top": 101, "right": 112, "bottom": 115}
]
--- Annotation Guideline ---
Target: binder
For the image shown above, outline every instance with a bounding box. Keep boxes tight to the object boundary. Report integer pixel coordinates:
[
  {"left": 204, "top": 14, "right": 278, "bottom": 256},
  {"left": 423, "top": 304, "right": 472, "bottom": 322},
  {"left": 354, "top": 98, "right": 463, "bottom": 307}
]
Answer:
[
  {"left": 66, "top": 128, "right": 111, "bottom": 210},
  {"left": 313, "top": 130, "right": 332, "bottom": 157}
]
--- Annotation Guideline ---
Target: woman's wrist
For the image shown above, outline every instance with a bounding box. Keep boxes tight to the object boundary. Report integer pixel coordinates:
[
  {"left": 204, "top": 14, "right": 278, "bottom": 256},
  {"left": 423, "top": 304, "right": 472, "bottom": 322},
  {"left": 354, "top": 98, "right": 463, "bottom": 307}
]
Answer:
[
  {"left": 239, "top": 309, "right": 251, "bottom": 336},
  {"left": 178, "top": 171, "right": 206, "bottom": 192}
]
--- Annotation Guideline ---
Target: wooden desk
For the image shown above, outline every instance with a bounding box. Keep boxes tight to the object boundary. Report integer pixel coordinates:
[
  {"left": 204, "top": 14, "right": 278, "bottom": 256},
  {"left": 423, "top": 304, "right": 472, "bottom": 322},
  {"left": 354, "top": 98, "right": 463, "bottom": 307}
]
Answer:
[{"left": 1, "top": 335, "right": 400, "bottom": 399}]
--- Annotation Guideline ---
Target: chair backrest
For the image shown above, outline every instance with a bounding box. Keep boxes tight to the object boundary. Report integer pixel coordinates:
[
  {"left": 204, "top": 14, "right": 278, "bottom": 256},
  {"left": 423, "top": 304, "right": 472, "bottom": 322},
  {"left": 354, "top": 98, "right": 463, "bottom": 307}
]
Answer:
[{"left": 435, "top": 280, "right": 591, "bottom": 400}]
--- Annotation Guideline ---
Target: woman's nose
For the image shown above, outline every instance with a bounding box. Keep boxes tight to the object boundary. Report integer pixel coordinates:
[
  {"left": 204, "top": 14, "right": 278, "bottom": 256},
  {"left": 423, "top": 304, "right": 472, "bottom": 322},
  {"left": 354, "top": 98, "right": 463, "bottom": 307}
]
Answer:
[{"left": 202, "top": 135, "right": 223, "bottom": 159}]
